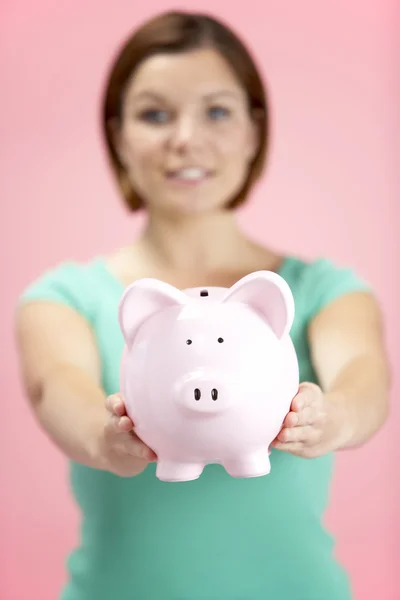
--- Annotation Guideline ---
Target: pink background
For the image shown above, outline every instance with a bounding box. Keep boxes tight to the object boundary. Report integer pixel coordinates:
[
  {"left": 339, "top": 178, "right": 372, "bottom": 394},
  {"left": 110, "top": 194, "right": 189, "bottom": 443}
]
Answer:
[{"left": 1, "top": 1, "right": 399, "bottom": 599}]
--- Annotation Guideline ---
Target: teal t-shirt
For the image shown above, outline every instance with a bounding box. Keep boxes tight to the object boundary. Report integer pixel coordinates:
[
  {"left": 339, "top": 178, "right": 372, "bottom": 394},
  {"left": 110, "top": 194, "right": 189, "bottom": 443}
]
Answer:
[{"left": 20, "top": 255, "right": 370, "bottom": 600}]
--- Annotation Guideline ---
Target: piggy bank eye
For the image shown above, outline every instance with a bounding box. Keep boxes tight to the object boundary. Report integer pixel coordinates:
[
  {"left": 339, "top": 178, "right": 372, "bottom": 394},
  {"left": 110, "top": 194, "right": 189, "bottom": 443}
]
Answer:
[
  {"left": 217, "top": 337, "right": 224, "bottom": 343},
  {"left": 186, "top": 339, "right": 193, "bottom": 345}
]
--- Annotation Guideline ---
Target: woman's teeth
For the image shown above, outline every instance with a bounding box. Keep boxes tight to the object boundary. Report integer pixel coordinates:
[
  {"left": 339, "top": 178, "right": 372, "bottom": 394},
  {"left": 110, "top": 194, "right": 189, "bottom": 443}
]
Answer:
[{"left": 169, "top": 168, "right": 207, "bottom": 181}]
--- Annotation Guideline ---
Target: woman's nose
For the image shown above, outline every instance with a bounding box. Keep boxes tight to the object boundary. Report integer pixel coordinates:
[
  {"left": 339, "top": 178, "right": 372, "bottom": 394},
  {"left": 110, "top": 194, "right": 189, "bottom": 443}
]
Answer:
[{"left": 167, "top": 116, "right": 204, "bottom": 152}]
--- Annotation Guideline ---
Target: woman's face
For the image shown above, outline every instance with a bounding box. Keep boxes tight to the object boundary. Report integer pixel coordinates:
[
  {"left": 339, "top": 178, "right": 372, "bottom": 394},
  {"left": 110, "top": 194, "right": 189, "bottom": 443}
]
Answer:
[{"left": 116, "top": 48, "right": 259, "bottom": 215}]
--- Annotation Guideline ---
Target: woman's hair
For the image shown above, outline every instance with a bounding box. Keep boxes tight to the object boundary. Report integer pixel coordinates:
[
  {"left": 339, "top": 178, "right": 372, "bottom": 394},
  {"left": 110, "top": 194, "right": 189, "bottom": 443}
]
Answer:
[{"left": 102, "top": 10, "right": 270, "bottom": 212}]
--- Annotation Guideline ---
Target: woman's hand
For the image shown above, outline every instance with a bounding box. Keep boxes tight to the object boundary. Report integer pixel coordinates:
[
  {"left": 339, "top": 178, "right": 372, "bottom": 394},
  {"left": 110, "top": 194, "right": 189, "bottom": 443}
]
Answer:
[
  {"left": 98, "top": 394, "right": 157, "bottom": 477},
  {"left": 271, "top": 382, "right": 349, "bottom": 458}
]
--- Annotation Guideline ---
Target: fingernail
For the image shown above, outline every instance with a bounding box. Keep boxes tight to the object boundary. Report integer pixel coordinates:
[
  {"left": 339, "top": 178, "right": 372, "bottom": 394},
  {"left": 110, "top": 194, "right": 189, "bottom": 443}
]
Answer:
[{"left": 119, "top": 417, "right": 129, "bottom": 430}]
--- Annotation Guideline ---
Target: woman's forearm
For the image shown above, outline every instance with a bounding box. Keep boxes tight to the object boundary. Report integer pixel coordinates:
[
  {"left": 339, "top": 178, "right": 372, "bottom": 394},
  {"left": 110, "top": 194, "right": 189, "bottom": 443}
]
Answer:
[
  {"left": 326, "top": 352, "right": 391, "bottom": 450},
  {"left": 32, "top": 363, "right": 109, "bottom": 469}
]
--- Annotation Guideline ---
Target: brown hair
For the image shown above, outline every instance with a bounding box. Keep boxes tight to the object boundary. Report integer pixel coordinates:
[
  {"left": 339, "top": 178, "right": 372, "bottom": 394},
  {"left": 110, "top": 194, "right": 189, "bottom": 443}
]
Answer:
[{"left": 102, "top": 11, "right": 270, "bottom": 211}]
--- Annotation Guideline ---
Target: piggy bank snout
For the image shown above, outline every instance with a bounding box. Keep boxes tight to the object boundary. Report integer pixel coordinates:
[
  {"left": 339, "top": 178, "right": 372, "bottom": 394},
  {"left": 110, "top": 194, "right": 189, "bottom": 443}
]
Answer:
[{"left": 175, "top": 372, "right": 234, "bottom": 414}]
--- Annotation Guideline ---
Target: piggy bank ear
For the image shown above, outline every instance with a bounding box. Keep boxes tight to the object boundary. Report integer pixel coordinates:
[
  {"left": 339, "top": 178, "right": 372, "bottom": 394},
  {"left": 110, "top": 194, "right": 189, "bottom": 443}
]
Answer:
[
  {"left": 221, "top": 271, "right": 294, "bottom": 339},
  {"left": 118, "top": 278, "right": 188, "bottom": 345}
]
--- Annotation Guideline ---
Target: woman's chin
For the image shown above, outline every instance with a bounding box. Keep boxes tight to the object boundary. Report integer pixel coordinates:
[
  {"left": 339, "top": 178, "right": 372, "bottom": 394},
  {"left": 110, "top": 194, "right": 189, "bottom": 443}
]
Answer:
[{"left": 156, "top": 194, "right": 226, "bottom": 216}]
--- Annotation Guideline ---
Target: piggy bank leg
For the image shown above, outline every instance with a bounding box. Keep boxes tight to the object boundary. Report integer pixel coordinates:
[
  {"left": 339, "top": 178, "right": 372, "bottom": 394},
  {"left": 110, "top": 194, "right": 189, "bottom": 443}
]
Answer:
[
  {"left": 156, "top": 460, "right": 204, "bottom": 482},
  {"left": 223, "top": 449, "right": 271, "bottom": 478}
]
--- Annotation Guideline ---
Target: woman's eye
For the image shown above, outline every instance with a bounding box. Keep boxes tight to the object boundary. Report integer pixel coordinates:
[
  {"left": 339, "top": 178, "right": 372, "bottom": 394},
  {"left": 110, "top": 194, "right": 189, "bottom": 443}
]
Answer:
[
  {"left": 139, "top": 109, "right": 169, "bottom": 123},
  {"left": 208, "top": 106, "right": 230, "bottom": 121}
]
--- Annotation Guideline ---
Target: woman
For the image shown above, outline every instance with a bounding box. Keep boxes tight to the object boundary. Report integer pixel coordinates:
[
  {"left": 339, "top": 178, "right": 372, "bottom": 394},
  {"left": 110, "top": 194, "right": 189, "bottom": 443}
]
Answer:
[{"left": 15, "top": 10, "right": 390, "bottom": 600}]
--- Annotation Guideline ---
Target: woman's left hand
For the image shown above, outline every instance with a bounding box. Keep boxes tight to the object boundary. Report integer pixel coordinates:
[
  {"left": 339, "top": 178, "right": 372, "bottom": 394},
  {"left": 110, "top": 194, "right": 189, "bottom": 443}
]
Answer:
[{"left": 271, "top": 382, "right": 349, "bottom": 458}]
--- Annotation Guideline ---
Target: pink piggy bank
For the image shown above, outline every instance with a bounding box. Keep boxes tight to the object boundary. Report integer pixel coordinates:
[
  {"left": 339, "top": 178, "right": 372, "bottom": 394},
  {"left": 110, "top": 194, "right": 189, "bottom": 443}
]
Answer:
[{"left": 118, "top": 270, "right": 299, "bottom": 482}]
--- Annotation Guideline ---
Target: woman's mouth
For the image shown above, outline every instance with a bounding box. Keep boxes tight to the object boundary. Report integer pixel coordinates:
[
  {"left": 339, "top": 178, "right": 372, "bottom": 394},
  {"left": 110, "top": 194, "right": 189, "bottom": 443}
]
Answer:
[{"left": 165, "top": 167, "right": 212, "bottom": 185}]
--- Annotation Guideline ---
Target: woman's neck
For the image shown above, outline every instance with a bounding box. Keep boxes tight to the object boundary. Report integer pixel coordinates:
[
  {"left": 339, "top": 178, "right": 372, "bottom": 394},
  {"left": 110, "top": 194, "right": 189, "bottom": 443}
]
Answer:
[{"left": 139, "top": 209, "right": 255, "bottom": 273}]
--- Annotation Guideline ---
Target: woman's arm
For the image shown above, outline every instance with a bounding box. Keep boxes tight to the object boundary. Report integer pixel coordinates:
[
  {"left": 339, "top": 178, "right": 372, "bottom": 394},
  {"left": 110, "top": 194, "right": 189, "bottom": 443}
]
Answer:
[
  {"left": 15, "top": 302, "right": 155, "bottom": 475},
  {"left": 272, "top": 291, "right": 391, "bottom": 457},
  {"left": 309, "top": 290, "right": 391, "bottom": 449}
]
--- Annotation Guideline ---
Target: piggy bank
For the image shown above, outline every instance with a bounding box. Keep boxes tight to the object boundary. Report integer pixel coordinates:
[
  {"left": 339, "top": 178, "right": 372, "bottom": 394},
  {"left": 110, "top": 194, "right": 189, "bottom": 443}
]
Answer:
[{"left": 118, "top": 270, "right": 299, "bottom": 482}]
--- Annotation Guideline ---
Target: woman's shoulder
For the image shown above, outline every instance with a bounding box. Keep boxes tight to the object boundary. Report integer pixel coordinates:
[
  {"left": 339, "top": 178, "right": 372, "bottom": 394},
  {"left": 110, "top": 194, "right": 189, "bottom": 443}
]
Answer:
[
  {"left": 18, "top": 255, "right": 118, "bottom": 319},
  {"left": 281, "top": 254, "right": 372, "bottom": 321},
  {"left": 282, "top": 254, "right": 370, "bottom": 286},
  {"left": 21, "top": 255, "right": 106, "bottom": 289}
]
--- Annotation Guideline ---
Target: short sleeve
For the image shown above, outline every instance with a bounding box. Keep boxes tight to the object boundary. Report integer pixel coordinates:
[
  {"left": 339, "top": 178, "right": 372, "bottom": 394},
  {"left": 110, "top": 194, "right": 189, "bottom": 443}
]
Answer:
[
  {"left": 303, "top": 258, "right": 372, "bottom": 321},
  {"left": 18, "top": 261, "right": 95, "bottom": 323}
]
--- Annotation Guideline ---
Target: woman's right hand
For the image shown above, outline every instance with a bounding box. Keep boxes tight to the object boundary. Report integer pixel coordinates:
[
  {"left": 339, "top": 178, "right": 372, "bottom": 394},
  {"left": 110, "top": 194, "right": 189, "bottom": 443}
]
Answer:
[{"left": 100, "top": 394, "right": 157, "bottom": 477}]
